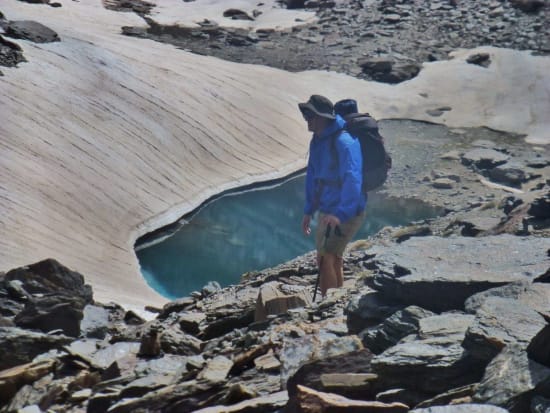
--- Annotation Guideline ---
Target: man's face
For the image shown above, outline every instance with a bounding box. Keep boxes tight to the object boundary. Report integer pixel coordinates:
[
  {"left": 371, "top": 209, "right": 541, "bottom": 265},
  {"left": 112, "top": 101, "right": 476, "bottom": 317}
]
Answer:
[{"left": 302, "top": 109, "right": 321, "bottom": 133}]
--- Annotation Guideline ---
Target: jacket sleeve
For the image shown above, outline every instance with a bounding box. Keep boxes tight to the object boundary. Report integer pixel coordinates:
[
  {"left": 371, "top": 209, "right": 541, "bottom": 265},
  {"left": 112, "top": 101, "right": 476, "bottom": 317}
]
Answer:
[
  {"left": 334, "top": 136, "right": 363, "bottom": 222},
  {"left": 303, "top": 141, "right": 316, "bottom": 216}
]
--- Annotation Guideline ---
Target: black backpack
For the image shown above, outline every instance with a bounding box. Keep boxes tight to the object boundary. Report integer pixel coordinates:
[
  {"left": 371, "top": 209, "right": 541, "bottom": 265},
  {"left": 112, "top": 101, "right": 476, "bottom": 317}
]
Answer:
[
  {"left": 330, "top": 113, "right": 392, "bottom": 193},
  {"left": 344, "top": 113, "right": 392, "bottom": 192}
]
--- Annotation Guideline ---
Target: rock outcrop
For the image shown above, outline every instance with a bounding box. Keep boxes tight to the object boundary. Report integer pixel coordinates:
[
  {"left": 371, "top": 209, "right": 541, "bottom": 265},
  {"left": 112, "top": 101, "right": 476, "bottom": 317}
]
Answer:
[{"left": 0, "top": 213, "right": 548, "bottom": 411}]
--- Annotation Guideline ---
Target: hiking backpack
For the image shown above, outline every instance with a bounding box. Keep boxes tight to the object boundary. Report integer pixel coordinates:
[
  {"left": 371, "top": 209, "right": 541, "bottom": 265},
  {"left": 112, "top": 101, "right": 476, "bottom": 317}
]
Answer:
[
  {"left": 346, "top": 113, "right": 392, "bottom": 192},
  {"left": 334, "top": 113, "right": 392, "bottom": 193}
]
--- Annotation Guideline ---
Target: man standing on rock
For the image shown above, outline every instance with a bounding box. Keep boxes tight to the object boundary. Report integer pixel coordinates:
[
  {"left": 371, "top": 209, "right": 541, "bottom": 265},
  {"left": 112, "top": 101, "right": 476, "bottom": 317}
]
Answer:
[{"left": 299, "top": 95, "right": 366, "bottom": 298}]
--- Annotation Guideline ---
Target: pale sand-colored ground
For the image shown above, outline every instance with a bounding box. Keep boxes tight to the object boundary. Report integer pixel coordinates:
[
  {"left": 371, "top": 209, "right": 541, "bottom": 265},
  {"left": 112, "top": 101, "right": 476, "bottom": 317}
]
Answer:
[{"left": 1, "top": 0, "right": 548, "bottom": 310}]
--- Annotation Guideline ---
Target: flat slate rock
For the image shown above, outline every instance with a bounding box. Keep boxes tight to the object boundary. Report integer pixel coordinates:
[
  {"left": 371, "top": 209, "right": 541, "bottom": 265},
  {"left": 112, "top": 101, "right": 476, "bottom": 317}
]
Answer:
[
  {"left": 4, "top": 20, "right": 60, "bottom": 43},
  {"left": 464, "top": 281, "right": 550, "bottom": 317},
  {"left": 410, "top": 405, "right": 509, "bottom": 412},
  {"left": 371, "top": 313, "right": 480, "bottom": 394},
  {"left": 472, "top": 344, "right": 550, "bottom": 412},
  {"left": 463, "top": 297, "right": 547, "bottom": 361},
  {"left": 369, "top": 235, "right": 550, "bottom": 312}
]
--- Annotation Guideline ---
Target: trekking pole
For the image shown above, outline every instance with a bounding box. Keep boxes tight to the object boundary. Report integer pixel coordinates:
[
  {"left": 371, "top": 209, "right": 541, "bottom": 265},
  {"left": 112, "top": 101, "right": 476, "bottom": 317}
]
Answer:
[{"left": 313, "top": 224, "right": 331, "bottom": 302}]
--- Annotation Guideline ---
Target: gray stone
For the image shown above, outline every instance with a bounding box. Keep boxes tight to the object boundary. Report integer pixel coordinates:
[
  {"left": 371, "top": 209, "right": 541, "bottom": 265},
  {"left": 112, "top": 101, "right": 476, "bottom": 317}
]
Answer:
[
  {"left": 440, "top": 150, "right": 462, "bottom": 160},
  {"left": 376, "top": 387, "right": 431, "bottom": 408},
  {"left": 0, "top": 35, "right": 26, "bottom": 68},
  {"left": 286, "top": 349, "right": 375, "bottom": 400},
  {"left": 510, "top": 0, "right": 546, "bottom": 13},
  {"left": 158, "top": 296, "right": 195, "bottom": 320},
  {"left": 461, "top": 148, "right": 509, "bottom": 169},
  {"left": 198, "top": 355, "right": 233, "bottom": 384},
  {"left": 159, "top": 324, "right": 203, "bottom": 355},
  {"left": 360, "top": 305, "right": 435, "bottom": 354},
  {"left": 414, "top": 384, "right": 477, "bottom": 408},
  {"left": 254, "top": 350, "right": 281, "bottom": 372},
  {"left": 293, "top": 385, "right": 409, "bottom": 412},
  {"left": 488, "top": 162, "right": 527, "bottom": 186},
  {"left": 346, "top": 291, "right": 404, "bottom": 334},
  {"left": 91, "top": 342, "right": 140, "bottom": 370},
  {"left": 531, "top": 396, "right": 550, "bottom": 413},
  {"left": 4, "top": 20, "right": 60, "bottom": 43},
  {"left": 371, "top": 313, "right": 481, "bottom": 394},
  {"left": 0, "top": 327, "right": 71, "bottom": 370},
  {"left": 410, "top": 405, "right": 509, "bottom": 412},
  {"left": 192, "top": 390, "right": 288, "bottom": 413},
  {"left": 432, "top": 178, "right": 455, "bottom": 189},
  {"left": 119, "top": 373, "right": 174, "bottom": 398},
  {"left": 369, "top": 235, "right": 550, "bottom": 312},
  {"left": 14, "top": 294, "right": 85, "bottom": 337},
  {"left": 0, "top": 359, "right": 55, "bottom": 406},
  {"left": 254, "top": 281, "right": 311, "bottom": 322},
  {"left": 375, "top": 63, "right": 421, "bottom": 84},
  {"left": 529, "top": 193, "right": 550, "bottom": 219},
  {"left": 473, "top": 344, "right": 550, "bottom": 411},
  {"left": 463, "top": 297, "right": 547, "bottom": 361},
  {"left": 458, "top": 216, "right": 502, "bottom": 236},
  {"left": 178, "top": 311, "right": 206, "bottom": 335},
  {"left": 465, "top": 281, "right": 550, "bottom": 316},
  {"left": 528, "top": 323, "right": 550, "bottom": 367},
  {"left": 466, "top": 53, "right": 491, "bottom": 67},
  {"left": 358, "top": 57, "right": 393, "bottom": 74},
  {"left": 281, "top": 333, "right": 363, "bottom": 389},
  {"left": 81, "top": 304, "right": 110, "bottom": 339}
]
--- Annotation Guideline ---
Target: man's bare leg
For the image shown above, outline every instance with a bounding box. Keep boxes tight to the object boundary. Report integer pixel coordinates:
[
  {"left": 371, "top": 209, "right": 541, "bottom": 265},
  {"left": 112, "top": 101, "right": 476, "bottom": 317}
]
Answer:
[
  {"left": 334, "top": 256, "right": 344, "bottom": 288},
  {"left": 320, "top": 253, "right": 339, "bottom": 297}
]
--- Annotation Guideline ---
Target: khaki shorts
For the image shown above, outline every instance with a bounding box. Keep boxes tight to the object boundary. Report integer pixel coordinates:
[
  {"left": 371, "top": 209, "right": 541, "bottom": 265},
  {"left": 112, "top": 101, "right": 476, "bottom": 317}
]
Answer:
[{"left": 315, "top": 210, "right": 366, "bottom": 257}]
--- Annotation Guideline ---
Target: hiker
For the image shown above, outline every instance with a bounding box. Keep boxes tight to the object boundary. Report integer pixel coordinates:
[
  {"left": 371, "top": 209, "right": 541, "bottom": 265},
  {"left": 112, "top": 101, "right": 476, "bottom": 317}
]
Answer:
[{"left": 299, "top": 95, "right": 367, "bottom": 298}]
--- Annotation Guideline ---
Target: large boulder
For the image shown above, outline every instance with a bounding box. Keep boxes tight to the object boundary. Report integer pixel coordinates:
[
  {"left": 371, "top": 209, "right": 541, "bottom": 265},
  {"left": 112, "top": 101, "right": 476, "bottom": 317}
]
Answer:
[
  {"left": 371, "top": 313, "right": 482, "bottom": 394},
  {"left": 360, "top": 305, "right": 435, "bottom": 354},
  {"left": 14, "top": 294, "right": 85, "bottom": 337},
  {"left": 464, "top": 281, "right": 550, "bottom": 316},
  {"left": 254, "top": 282, "right": 311, "bottom": 322},
  {"left": 463, "top": 297, "right": 547, "bottom": 362},
  {"left": 368, "top": 235, "right": 550, "bottom": 312},
  {"left": 472, "top": 344, "right": 550, "bottom": 413},
  {"left": 281, "top": 333, "right": 363, "bottom": 389},
  {"left": 5, "top": 259, "right": 93, "bottom": 304},
  {"left": 0, "top": 327, "right": 71, "bottom": 370},
  {"left": 4, "top": 20, "right": 60, "bottom": 43},
  {"left": 287, "top": 349, "right": 376, "bottom": 401},
  {"left": 3, "top": 259, "right": 94, "bottom": 336},
  {"left": 346, "top": 291, "right": 404, "bottom": 334}
]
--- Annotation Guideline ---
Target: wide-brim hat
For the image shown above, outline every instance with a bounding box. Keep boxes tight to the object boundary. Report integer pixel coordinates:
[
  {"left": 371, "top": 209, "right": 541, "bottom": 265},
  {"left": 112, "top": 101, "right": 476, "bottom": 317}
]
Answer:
[{"left": 298, "top": 95, "right": 336, "bottom": 120}]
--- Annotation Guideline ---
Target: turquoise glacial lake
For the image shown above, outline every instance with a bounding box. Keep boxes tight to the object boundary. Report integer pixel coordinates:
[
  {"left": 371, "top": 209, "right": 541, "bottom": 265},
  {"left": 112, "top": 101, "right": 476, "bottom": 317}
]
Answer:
[{"left": 136, "top": 174, "right": 442, "bottom": 299}]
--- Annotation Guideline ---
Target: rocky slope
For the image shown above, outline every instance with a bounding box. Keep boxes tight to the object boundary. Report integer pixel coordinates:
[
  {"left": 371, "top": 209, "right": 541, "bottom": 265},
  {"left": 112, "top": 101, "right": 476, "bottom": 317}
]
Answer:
[
  {"left": 1, "top": 0, "right": 549, "bottom": 309},
  {"left": 0, "top": 1, "right": 549, "bottom": 411}
]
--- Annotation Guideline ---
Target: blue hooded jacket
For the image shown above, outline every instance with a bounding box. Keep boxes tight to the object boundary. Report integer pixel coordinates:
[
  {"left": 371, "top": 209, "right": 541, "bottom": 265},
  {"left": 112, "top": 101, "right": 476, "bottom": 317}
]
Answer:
[{"left": 304, "top": 115, "right": 367, "bottom": 222}]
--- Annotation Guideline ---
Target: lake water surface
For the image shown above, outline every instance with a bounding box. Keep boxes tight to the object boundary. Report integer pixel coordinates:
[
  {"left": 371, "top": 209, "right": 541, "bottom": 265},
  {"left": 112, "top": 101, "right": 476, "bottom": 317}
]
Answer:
[{"left": 136, "top": 174, "right": 442, "bottom": 299}]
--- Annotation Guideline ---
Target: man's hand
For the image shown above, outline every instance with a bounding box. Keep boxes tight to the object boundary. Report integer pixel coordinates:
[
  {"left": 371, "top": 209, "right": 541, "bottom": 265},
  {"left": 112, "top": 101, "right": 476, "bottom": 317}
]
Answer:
[
  {"left": 302, "top": 215, "right": 311, "bottom": 236},
  {"left": 322, "top": 214, "right": 341, "bottom": 229}
]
